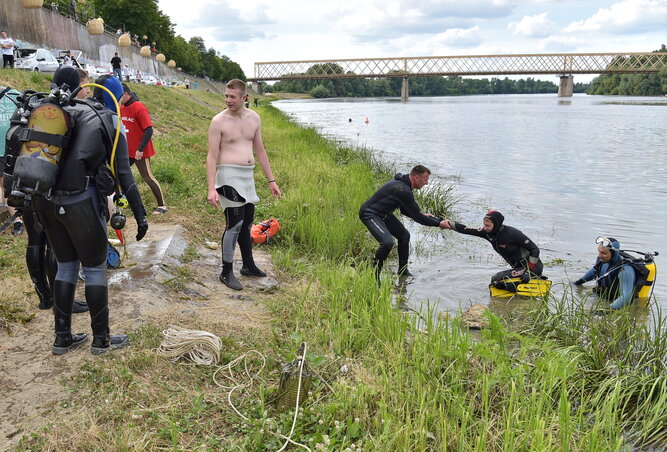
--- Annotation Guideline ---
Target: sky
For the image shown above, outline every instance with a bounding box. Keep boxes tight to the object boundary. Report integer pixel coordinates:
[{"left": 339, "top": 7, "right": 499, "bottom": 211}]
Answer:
[{"left": 157, "top": 0, "right": 667, "bottom": 81}]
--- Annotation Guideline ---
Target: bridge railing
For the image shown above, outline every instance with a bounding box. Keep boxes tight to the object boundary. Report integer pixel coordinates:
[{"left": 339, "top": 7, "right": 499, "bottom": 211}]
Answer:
[{"left": 252, "top": 53, "right": 667, "bottom": 81}]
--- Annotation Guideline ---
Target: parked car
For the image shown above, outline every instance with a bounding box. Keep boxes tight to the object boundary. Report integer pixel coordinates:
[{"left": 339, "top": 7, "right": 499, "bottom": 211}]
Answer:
[
  {"left": 14, "top": 48, "right": 59, "bottom": 72},
  {"left": 56, "top": 49, "right": 83, "bottom": 68},
  {"left": 95, "top": 66, "right": 113, "bottom": 76},
  {"left": 79, "top": 63, "right": 99, "bottom": 79},
  {"left": 140, "top": 75, "right": 158, "bottom": 85}
]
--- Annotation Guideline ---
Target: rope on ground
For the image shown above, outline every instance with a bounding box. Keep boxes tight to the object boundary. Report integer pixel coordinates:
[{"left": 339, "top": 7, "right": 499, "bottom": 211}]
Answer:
[
  {"left": 156, "top": 325, "right": 222, "bottom": 365},
  {"left": 212, "top": 345, "right": 311, "bottom": 452}
]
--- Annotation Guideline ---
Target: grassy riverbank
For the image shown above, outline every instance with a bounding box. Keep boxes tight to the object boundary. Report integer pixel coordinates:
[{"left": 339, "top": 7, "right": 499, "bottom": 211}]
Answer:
[{"left": 2, "top": 71, "right": 666, "bottom": 450}]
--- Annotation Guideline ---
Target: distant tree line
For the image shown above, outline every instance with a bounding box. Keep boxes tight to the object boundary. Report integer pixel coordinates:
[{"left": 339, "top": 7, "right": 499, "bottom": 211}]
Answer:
[
  {"left": 51, "top": 0, "right": 245, "bottom": 81},
  {"left": 267, "top": 64, "right": 589, "bottom": 97},
  {"left": 587, "top": 45, "right": 667, "bottom": 96}
]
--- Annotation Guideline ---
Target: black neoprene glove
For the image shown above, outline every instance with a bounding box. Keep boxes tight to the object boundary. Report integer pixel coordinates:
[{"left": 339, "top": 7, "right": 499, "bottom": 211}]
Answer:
[
  {"left": 573, "top": 278, "right": 585, "bottom": 286},
  {"left": 124, "top": 184, "right": 148, "bottom": 241},
  {"left": 136, "top": 217, "right": 148, "bottom": 241}
]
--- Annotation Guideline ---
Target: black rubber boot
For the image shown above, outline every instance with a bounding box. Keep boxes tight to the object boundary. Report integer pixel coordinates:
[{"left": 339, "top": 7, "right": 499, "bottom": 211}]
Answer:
[
  {"left": 26, "top": 245, "right": 53, "bottom": 310},
  {"left": 52, "top": 280, "right": 88, "bottom": 355},
  {"left": 397, "top": 264, "right": 413, "bottom": 278},
  {"left": 240, "top": 256, "right": 267, "bottom": 277},
  {"left": 220, "top": 262, "right": 243, "bottom": 290},
  {"left": 239, "top": 236, "right": 266, "bottom": 277},
  {"left": 72, "top": 301, "right": 89, "bottom": 313},
  {"left": 86, "top": 285, "right": 129, "bottom": 355},
  {"left": 91, "top": 334, "right": 129, "bottom": 355}
]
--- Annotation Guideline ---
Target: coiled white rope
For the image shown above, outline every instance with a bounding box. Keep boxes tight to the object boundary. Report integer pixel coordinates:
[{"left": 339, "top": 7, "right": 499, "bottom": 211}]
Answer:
[
  {"left": 156, "top": 325, "right": 222, "bottom": 365},
  {"left": 157, "top": 327, "right": 310, "bottom": 451},
  {"left": 212, "top": 345, "right": 311, "bottom": 452}
]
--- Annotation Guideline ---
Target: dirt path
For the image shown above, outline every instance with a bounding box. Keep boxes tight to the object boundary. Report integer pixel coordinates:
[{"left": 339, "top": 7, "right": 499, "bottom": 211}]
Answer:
[{"left": 0, "top": 222, "right": 275, "bottom": 449}]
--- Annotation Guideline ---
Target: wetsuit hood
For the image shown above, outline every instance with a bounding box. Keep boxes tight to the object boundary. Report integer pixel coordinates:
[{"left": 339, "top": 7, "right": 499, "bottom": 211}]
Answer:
[
  {"left": 484, "top": 210, "right": 504, "bottom": 236},
  {"left": 52, "top": 66, "right": 80, "bottom": 92},
  {"left": 394, "top": 173, "right": 411, "bottom": 188},
  {"left": 607, "top": 237, "right": 621, "bottom": 263}
]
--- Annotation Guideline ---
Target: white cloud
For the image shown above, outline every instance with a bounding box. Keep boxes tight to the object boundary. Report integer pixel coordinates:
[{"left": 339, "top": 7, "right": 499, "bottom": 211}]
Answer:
[
  {"left": 508, "top": 12, "right": 555, "bottom": 37},
  {"left": 433, "top": 26, "right": 483, "bottom": 47},
  {"left": 538, "top": 36, "right": 585, "bottom": 50},
  {"left": 565, "top": 0, "right": 667, "bottom": 33}
]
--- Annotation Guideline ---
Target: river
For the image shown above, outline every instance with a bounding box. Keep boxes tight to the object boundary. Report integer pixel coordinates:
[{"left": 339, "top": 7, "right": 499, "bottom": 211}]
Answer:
[{"left": 274, "top": 94, "right": 667, "bottom": 316}]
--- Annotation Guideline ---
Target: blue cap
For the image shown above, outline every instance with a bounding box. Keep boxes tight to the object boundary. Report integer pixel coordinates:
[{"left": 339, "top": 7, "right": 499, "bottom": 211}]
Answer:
[{"left": 93, "top": 74, "right": 123, "bottom": 111}]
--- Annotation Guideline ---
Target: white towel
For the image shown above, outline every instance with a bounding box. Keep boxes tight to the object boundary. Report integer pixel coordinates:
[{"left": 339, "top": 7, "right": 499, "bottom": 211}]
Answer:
[{"left": 215, "top": 164, "right": 260, "bottom": 209}]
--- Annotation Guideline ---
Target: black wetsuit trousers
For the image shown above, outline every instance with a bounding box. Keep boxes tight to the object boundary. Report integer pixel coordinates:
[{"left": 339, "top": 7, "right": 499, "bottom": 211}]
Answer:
[
  {"left": 218, "top": 185, "right": 255, "bottom": 266},
  {"left": 23, "top": 210, "right": 57, "bottom": 305},
  {"left": 360, "top": 213, "right": 410, "bottom": 271},
  {"left": 491, "top": 261, "right": 544, "bottom": 291}
]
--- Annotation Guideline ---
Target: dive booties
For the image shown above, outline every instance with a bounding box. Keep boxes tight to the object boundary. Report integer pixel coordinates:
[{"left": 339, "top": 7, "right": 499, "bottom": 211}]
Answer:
[
  {"left": 91, "top": 334, "right": 129, "bottom": 355},
  {"left": 52, "top": 280, "right": 88, "bottom": 355},
  {"left": 240, "top": 256, "right": 266, "bottom": 277},
  {"left": 72, "top": 301, "right": 89, "bottom": 313},
  {"left": 85, "top": 284, "right": 129, "bottom": 355},
  {"left": 220, "top": 262, "right": 243, "bottom": 290}
]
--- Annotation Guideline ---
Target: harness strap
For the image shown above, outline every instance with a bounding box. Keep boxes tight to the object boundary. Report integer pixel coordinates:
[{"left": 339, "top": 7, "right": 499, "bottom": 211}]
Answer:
[{"left": 17, "top": 128, "right": 69, "bottom": 150}]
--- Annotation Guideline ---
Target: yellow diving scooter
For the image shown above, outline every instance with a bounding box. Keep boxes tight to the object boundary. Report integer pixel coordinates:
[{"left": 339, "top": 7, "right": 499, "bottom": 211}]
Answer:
[{"left": 489, "top": 276, "right": 553, "bottom": 298}]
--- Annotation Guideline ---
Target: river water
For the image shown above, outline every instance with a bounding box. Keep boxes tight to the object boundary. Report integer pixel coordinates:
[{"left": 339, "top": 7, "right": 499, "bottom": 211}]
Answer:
[{"left": 274, "top": 94, "right": 667, "bottom": 316}]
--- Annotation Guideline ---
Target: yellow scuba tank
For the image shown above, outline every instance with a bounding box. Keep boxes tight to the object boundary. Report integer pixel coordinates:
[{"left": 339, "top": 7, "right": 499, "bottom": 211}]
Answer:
[
  {"left": 636, "top": 260, "right": 657, "bottom": 308},
  {"left": 10, "top": 99, "right": 71, "bottom": 202},
  {"left": 489, "top": 277, "right": 552, "bottom": 298}
]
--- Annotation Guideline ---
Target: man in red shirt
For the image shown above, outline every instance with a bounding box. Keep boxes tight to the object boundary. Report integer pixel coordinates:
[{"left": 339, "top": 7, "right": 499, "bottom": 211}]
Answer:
[{"left": 119, "top": 84, "right": 167, "bottom": 214}]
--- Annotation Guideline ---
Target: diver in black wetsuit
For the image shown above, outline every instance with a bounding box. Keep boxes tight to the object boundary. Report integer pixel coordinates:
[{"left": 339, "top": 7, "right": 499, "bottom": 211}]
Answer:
[
  {"left": 31, "top": 68, "right": 148, "bottom": 355},
  {"left": 444, "top": 210, "right": 543, "bottom": 292},
  {"left": 359, "top": 165, "right": 449, "bottom": 281}
]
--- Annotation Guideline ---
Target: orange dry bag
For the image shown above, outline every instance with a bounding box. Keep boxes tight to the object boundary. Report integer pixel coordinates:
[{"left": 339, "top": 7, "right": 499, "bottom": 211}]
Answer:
[{"left": 251, "top": 218, "right": 281, "bottom": 244}]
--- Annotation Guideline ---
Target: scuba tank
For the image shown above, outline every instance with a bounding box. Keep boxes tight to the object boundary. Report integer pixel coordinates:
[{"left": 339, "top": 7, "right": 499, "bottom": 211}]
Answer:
[{"left": 5, "top": 86, "right": 73, "bottom": 208}]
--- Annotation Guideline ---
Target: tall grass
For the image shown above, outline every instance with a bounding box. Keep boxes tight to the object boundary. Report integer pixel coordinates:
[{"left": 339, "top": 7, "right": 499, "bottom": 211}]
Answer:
[{"left": 4, "top": 72, "right": 666, "bottom": 451}]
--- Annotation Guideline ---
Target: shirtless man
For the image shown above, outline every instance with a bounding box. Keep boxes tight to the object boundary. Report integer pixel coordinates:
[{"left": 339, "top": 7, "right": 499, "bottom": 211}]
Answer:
[{"left": 206, "top": 79, "right": 281, "bottom": 290}]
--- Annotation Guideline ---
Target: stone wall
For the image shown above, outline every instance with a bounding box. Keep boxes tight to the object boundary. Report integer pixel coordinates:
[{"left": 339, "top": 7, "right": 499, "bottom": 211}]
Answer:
[{"left": 0, "top": 0, "right": 225, "bottom": 93}]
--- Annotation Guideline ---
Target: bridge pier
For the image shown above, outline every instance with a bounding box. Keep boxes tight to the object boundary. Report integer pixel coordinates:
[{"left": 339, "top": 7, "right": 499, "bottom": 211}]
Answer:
[
  {"left": 558, "top": 75, "right": 573, "bottom": 97},
  {"left": 252, "top": 81, "right": 262, "bottom": 95},
  {"left": 401, "top": 77, "right": 409, "bottom": 101}
]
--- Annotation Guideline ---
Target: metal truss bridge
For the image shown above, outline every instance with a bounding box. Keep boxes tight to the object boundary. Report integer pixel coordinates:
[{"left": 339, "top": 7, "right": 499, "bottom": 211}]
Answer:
[{"left": 248, "top": 52, "right": 666, "bottom": 97}]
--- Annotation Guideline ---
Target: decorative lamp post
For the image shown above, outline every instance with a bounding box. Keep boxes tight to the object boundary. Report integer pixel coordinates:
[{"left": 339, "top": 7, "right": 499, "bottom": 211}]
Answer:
[
  {"left": 156, "top": 53, "right": 166, "bottom": 63},
  {"left": 140, "top": 46, "right": 151, "bottom": 57},
  {"left": 167, "top": 60, "right": 176, "bottom": 68},
  {"left": 87, "top": 18, "right": 104, "bottom": 35},
  {"left": 118, "top": 33, "right": 131, "bottom": 47}
]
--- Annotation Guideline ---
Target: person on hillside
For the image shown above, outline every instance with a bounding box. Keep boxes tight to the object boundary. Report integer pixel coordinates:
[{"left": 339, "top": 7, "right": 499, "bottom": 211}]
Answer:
[
  {"left": 206, "top": 78, "right": 281, "bottom": 290},
  {"left": 359, "top": 165, "right": 449, "bottom": 282},
  {"left": 120, "top": 83, "right": 167, "bottom": 215},
  {"left": 1, "top": 31, "right": 15, "bottom": 69},
  {"left": 443, "top": 210, "right": 543, "bottom": 292},
  {"left": 573, "top": 237, "right": 637, "bottom": 310},
  {"left": 32, "top": 67, "right": 148, "bottom": 355},
  {"left": 110, "top": 52, "right": 122, "bottom": 80}
]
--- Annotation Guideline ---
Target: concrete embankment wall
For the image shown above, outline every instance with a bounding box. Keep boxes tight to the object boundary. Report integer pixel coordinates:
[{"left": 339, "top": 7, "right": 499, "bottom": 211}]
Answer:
[{"left": 0, "top": 0, "right": 225, "bottom": 93}]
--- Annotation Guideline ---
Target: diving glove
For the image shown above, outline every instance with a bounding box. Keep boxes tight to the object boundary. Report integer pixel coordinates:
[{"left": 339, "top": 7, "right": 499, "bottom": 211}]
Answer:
[{"left": 136, "top": 218, "right": 148, "bottom": 241}]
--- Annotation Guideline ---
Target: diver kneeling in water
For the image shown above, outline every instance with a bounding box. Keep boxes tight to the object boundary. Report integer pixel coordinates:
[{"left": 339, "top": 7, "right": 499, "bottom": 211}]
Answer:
[
  {"left": 32, "top": 67, "right": 148, "bottom": 355},
  {"left": 574, "top": 237, "right": 639, "bottom": 310},
  {"left": 444, "top": 210, "right": 544, "bottom": 292}
]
